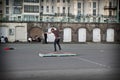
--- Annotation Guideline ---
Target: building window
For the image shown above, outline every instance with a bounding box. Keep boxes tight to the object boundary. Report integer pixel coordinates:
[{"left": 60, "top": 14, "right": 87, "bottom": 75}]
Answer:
[
  {"left": 52, "top": 6, "right": 54, "bottom": 13},
  {"left": 24, "top": 5, "right": 39, "bottom": 13},
  {"left": 24, "top": 0, "right": 39, "bottom": 3},
  {"left": 93, "top": 9, "right": 96, "bottom": 16},
  {"left": 24, "top": 15, "right": 37, "bottom": 21},
  {"left": 77, "top": 10, "right": 81, "bottom": 20},
  {"left": 46, "top": 0, "right": 48, "bottom": 3},
  {"left": 41, "top": 6, "right": 44, "bottom": 12},
  {"left": 63, "top": 0, "right": 65, "bottom": 3},
  {"left": 9, "top": 29, "right": 14, "bottom": 35},
  {"left": 13, "top": 7, "right": 21, "bottom": 14},
  {"left": 89, "top": 2, "right": 91, "bottom": 8},
  {"left": 6, "top": 0, "right": 9, "bottom": 5},
  {"left": 13, "top": 0, "right": 22, "bottom": 6},
  {"left": 57, "top": 0, "right": 60, "bottom": 3},
  {"left": 52, "top": 0, "right": 54, "bottom": 3},
  {"left": 0, "top": 10, "right": 2, "bottom": 13},
  {"left": 63, "top": 7, "right": 65, "bottom": 14},
  {"left": 109, "top": 2, "right": 112, "bottom": 7},
  {"left": 0, "top": 1, "right": 2, "bottom": 4},
  {"left": 68, "top": 7, "right": 70, "bottom": 16},
  {"left": 57, "top": 7, "right": 60, "bottom": 13},
  {"left": 78, "top": 2, "right": 81, "bottom": 8},
  {"left": 41, "top": 0, "right": 44, "bottom": 2},
  {"left": 93, "top": 17, "right": 96, "bottom": 22},
  {"left": 93, "top": 2, "right": 96, "bottom": 16},
  {"left": 17, "top": 16, "right": 21, "bottom": 20},
  {"left": 109, "top": 10, "right": 112, "bottom": 16},
  {"left": 46, "top": 6, "right": 49, "bottom": 12},
  {"left": 6, "top": 7, "right": 9, "bottom": 14},
  {"left": 67, "top": 0, "right": 70, "bottom": 3},
  {"left": 93, "top": 2, "right": 96, "bottom": 8},
  {"left": 78, "top": 10, "right": 81, "bottom": 15}
]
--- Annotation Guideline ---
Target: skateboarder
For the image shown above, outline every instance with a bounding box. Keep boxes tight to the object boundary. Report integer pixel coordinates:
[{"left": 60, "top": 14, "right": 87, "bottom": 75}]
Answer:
[{"left": 48, "top": 27, "right": 62, "bottom": 52}]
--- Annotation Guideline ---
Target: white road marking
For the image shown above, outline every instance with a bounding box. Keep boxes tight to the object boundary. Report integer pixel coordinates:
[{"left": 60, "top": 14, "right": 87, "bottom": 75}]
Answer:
[
  {"left": 79, "top": 57, "right": 110, "bottom": 68},
  {"left": 38, "top": 52, "right": 110, "bottom": 68},
  {"left": 100, "top": 50, "right": 104, "bottom": 53},
  {"left": 38, "top": 53, "right": 77, "bottom": 57}
]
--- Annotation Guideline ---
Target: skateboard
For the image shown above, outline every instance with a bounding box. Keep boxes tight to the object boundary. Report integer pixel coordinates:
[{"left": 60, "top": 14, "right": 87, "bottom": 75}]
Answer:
[{"left": 39, "top": 51, "right": 77, "bottom": 57}]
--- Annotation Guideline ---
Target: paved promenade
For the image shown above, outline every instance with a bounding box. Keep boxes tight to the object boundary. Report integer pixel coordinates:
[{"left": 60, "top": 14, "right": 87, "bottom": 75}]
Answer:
[{"left": 0, "top": 43, "right": 120, "bottom": 80}]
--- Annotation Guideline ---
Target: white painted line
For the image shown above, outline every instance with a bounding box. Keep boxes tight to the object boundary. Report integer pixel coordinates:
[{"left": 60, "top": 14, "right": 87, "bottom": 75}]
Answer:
[
  {"left": 79, "top": 57, "right": 110, "bottom": 68},
  {"left": 38, "top": 53, "right": 77, "bottom": 57},
  {"left": 100, "top": 50, "right": 104, "bottom": 53}
]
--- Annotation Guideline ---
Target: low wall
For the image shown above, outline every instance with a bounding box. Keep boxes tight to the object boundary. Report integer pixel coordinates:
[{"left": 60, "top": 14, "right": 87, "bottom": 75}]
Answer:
[{"left": 27, "top": 22, "right": 120, "bottom": 43}]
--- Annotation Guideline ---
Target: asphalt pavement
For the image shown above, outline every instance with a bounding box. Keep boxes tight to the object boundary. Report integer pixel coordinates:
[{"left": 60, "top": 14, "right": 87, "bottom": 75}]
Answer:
[{"left": 0, "top": 43, "right": 120, "bottom": 80}]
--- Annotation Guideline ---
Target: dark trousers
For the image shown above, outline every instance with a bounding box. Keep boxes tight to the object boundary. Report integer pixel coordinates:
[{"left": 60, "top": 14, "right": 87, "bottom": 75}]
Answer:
[
  {"left": 54, "top": 38, "right": 61, "bottom": 51},
  {"left": 44, "top": 34, "right": 47, "bottom": 44},
  {"left": 44, "top": 37, "right": 47, "bottom": 44}
]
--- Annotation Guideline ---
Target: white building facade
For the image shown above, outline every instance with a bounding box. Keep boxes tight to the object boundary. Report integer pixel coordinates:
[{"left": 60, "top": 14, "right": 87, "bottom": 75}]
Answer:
[
  {"left": 1, "top": 0, "right": 119, "bottom": 23},
  {"left": 0, "top": 23, "right": 27, "bottom": 42},
  {"left": 0, "top": 0, "right": 119, "bottom": 42}
]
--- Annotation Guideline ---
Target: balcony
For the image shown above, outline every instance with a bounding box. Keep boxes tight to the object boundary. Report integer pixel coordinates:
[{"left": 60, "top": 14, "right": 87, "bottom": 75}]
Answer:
[
  {"left": 24, "top": 0, "right": 39, "bottom": 3},
  {"left": 54, "top": 13, "right": 74, "bottom": 17},
  {"left": 0, "top": 14, "right": 118, "bottom": 23},
  {"left": 55, "top": 13, "right": 66, "bottom": 16},
  {"left": 40, "top": 13, "right": 55, "bottom": 16},
  {"left": 104, "top": 6, "right": 117, "bottom": 10}
]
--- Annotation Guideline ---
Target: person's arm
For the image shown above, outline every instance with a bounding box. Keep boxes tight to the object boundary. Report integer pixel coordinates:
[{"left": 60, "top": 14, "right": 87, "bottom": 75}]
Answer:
[{"left": 46, "top": 32, "right": 52, "bottom": 34}]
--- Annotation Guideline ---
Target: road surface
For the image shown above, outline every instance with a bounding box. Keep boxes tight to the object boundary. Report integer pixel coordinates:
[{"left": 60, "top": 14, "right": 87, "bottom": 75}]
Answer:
[{"left": 0, "top": 43, "right": 120, "bottom": 80}]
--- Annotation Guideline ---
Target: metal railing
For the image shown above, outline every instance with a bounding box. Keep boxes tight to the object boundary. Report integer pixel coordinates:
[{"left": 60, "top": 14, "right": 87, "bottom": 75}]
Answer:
[
  {"left": 0, "top": 15, "right": 118, "bottom": 23},
  {"left": 104, "top": 6, "right": 117, "bottom": 10}
]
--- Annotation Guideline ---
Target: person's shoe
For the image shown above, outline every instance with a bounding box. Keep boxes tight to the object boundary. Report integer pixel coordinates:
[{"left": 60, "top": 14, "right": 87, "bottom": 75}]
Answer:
[{"left": 53, "top": 50, "right": 58, "bottom": 54}]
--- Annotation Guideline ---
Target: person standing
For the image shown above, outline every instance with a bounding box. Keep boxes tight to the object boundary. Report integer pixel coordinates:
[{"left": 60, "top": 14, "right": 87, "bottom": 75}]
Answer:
[
  {"left": 50, "top": 27, "right": 62, "bottom": 52},
  {"left": 28, "top": 37, "right": 32, "bottom": 43},
  {"left": 1, "top": 36, "right": 5, "bottom": 43},
  {"left": 44, "top": 32, "right": 48, "bottom": 44}
]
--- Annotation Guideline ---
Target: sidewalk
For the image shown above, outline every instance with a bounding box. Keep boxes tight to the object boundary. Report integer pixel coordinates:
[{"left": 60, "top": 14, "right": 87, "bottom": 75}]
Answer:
[{"left": 0, "top": 43, "right": 120, "bottom": 80}]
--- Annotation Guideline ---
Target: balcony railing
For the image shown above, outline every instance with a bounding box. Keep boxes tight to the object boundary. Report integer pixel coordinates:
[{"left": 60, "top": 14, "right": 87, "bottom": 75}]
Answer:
[
  {"left": 0, "top": 15, "right": 118, "bottom": 23},
  {"left": 104, "top": 6, "right": 117, "bottom": 10}
]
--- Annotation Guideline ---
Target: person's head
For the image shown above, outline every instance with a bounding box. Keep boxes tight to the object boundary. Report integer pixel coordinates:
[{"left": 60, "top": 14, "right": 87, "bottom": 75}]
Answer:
[{"left": 51, "top": 28, "right": 55, "bottom": 32}]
